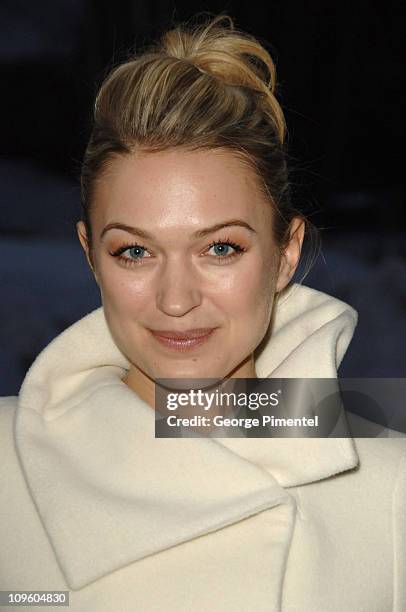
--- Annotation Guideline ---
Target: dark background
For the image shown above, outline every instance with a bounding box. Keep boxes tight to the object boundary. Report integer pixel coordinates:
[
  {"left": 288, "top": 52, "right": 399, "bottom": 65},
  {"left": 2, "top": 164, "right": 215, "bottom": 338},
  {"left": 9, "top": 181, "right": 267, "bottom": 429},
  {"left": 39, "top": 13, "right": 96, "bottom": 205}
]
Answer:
[{"left": 1, "top": 0, "right": 405, "bottom": 396}]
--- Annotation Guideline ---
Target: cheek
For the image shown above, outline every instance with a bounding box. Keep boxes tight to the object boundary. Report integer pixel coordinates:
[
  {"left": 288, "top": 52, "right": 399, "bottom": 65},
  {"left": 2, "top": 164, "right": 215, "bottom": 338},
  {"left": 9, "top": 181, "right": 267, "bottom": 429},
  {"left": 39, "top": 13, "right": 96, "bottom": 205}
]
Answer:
[
  {"left": 97, "top": 267, "right": 153, "bottom": 315},
  {"left": 217, "top": 260, "right": 275, "bottom": 321}
]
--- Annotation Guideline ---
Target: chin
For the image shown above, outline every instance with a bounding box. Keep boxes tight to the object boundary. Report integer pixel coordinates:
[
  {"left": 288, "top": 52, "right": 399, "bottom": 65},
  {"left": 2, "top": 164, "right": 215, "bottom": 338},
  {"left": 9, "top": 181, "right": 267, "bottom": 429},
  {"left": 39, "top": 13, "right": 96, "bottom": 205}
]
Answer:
[
  {"left": 151, "top": 362, "right": 230, "bottom": 382},
  {"left": 154, "top": 367, "right": 221, "bottom": 380}
]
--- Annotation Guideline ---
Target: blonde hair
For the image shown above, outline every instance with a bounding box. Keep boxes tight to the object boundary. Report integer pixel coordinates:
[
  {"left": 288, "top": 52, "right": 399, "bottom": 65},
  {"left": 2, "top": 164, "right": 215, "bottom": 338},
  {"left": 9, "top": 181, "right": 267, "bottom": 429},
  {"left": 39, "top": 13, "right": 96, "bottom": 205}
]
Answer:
[{"left": 81, "top": 13, "right": 316, "bottom": 266}]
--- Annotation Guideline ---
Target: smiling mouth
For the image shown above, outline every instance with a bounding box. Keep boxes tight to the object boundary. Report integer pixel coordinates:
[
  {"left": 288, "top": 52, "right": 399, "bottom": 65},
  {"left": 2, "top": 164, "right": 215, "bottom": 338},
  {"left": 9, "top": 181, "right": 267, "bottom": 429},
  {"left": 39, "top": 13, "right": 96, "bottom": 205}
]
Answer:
[{"left": 149, "top": 328, "right": 217, "bottom": 351}]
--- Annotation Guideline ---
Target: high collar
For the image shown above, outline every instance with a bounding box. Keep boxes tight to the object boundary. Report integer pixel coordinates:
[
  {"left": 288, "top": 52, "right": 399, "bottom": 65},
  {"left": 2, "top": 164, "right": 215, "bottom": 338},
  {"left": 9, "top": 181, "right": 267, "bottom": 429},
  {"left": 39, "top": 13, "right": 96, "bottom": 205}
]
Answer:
[{"left": 15, "top": 283, "right": 359, "bottom": 591}]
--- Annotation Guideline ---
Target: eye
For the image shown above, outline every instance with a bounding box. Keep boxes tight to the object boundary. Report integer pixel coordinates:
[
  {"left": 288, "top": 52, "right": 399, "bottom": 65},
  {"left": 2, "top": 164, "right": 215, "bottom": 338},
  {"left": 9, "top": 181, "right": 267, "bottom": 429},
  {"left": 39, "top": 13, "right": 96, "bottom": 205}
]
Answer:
[
  {"left": 206, "top": 239, "right": 246, "bottom": 262},
  {"left": 209, "top": 243, "right": 234, "bottom": 256},
  {"left": 124, "top": 246, "right": 149, "bottom": 260},
  {"left": 109, "top": 243, "right": 152, "bottom": 266}
]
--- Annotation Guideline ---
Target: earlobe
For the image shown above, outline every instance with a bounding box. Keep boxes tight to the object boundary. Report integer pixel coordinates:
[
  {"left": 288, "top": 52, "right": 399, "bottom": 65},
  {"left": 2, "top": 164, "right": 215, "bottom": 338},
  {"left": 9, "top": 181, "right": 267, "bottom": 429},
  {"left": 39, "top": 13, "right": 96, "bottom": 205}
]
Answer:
[
  {"left": 76, "top": 221, "right": 98, "bottom": 282},
  {"left": 76, "top": 221, "right": 88, "bottom": 252},
  {"left": 276, "top": 218, "right": 305, "bottom": 292},
  {"left": 76, "top": 221, "right": 91, "bottom": 265}
]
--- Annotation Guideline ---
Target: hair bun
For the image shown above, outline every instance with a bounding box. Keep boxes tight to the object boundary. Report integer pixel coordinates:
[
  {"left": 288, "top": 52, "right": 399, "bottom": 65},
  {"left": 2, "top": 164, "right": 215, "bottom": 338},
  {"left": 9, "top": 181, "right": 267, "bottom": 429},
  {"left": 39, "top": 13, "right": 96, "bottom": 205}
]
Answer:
[{"left": 159, "top": 14, "right": 285, "bottom": 143}]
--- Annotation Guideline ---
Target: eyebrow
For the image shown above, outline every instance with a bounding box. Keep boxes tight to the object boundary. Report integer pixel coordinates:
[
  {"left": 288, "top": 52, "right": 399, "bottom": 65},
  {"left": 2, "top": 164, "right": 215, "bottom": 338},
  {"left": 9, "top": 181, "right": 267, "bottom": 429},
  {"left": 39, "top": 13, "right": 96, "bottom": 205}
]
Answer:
[{"left": 100, "top": 219, "right": 257, "bottom": 241}]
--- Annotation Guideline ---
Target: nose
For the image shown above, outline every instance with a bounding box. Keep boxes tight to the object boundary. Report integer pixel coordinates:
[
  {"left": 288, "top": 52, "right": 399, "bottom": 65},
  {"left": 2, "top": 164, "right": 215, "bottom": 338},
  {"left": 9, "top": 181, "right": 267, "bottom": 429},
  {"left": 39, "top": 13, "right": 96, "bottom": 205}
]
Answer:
[{"left": 156, "top": 258, "right": 203, "bottom": 317}]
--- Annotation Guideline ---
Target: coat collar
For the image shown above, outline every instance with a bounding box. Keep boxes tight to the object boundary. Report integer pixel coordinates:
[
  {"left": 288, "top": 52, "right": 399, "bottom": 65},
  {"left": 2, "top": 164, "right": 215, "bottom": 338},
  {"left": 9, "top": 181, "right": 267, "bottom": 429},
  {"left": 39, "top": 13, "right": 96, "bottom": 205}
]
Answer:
[{"left": 15, "top": 284, "right": 360, "bottom": 590}]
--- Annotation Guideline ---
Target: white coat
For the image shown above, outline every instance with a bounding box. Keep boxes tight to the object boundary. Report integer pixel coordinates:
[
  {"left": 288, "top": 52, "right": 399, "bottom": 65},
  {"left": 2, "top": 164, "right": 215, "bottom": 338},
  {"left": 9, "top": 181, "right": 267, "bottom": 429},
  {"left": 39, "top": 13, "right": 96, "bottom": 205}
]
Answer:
[{"left": 1, "top": 283, "right": 405, "bottom": 611}]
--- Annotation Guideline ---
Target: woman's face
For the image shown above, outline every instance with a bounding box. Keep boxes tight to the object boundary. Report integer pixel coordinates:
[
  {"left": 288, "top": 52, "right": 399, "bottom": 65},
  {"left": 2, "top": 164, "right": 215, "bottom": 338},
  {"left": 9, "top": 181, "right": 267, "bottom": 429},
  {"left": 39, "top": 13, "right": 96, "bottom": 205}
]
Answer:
[{"left": 77, "top": 148, "right": 302, "bottom": 399}]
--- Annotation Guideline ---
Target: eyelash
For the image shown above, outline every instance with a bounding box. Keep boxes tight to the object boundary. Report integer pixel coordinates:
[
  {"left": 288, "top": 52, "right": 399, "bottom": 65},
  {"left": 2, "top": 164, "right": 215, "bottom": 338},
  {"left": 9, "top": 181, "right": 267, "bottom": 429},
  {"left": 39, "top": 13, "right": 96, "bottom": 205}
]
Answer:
[{"left": 109, "top": 237, "right": 246, "bottom": 267}]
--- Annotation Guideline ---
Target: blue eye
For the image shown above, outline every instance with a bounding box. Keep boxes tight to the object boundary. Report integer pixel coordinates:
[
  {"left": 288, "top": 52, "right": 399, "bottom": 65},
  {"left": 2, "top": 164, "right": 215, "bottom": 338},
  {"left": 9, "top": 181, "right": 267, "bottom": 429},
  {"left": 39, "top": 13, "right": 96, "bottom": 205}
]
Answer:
[
  {"left": 127, "top": 246, "right": 147, "bottom": 259},
  {"left": 110, "top": 243, "right": 151, "bottom": 266},
  {"left": 207, "top": 240, "right": 245, "bottom": 259},
  {"left": 210, "top": 243, "right": 234, "bottom": 256}
]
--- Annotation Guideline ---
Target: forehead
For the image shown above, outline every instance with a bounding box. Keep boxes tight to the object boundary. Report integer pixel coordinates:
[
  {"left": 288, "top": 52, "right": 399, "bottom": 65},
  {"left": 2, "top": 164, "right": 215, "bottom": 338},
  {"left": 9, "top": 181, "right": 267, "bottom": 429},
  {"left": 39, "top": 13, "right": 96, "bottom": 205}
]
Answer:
[{"left": 92, "top": 148, "right": 272, "bottom": 232}]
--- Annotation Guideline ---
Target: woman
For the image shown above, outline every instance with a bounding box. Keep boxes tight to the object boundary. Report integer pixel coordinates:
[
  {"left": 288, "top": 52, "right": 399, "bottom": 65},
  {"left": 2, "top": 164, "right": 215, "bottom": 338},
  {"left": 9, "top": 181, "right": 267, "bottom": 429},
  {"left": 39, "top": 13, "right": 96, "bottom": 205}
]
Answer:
[{"left": 1, "top": 14, "right": 405, "bottom": 612}]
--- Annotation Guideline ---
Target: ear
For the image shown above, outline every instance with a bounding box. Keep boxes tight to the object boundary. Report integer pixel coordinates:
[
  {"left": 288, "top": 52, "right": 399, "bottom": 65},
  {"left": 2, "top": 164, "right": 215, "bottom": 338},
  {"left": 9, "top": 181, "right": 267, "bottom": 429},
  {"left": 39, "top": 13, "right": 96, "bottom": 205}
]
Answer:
[
  {"left": 76, "top": 221, "right": 99, "bottom": 284},
  {"left": 276, "top": 217, "right": 305, "bottom": 292}
]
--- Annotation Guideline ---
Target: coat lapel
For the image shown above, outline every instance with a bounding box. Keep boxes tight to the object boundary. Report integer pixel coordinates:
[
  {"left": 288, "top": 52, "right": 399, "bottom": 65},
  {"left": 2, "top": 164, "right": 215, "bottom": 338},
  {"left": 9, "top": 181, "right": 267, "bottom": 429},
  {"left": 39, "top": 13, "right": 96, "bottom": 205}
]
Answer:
[{"left": 15, "top": 374, "right": 298, "bottom": 591}]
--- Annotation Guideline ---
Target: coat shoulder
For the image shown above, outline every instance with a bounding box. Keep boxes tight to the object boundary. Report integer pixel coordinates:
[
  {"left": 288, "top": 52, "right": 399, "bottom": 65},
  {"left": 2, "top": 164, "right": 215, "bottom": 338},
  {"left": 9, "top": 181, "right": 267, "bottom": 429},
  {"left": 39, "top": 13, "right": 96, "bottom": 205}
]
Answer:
[
  {"left": 0, "top": 395, "right": 18, "bottom": 408},
  {"left": 345, "top": 411, "right": 406, "bottom": 492},
  {"left": 346, "top": 409, "right": 406, "bottom": 440},
  {"left": 0, "top": 395, "right": 18, "bottom": 434},
  {"left": 0, "top": 396, "right": 19, "bottom": 476},
  {"left": 352, "top": 414, "right": 406, "bottom": 476}
]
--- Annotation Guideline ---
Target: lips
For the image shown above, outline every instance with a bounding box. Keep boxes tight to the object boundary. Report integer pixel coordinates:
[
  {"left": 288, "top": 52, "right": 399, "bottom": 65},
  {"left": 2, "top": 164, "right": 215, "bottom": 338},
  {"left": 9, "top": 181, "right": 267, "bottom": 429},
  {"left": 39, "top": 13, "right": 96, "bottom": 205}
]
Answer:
[
  {"left": 150, "top": 329, "right": 215, "bottom": 340},
  {"left": 149, "top": 328, "right": 217, "bottom": 351}
]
